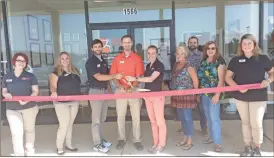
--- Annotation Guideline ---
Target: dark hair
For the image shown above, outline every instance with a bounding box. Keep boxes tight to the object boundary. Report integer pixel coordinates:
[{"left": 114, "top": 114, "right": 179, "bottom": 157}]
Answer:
[
  {"left": 11, "top": 52, "right": 28, "bottom": 68},
  {"left": 121, "top": 35, "right": 133, "bottom": 42},
  {"left": 91, "top": 39, "right": 103, "bottom": 48},
  {"left": 188, "top": 36, "right": 199, "bottom": 44},
  {"left": 147, "top": 45, "right": 158, "bottom": 54}
]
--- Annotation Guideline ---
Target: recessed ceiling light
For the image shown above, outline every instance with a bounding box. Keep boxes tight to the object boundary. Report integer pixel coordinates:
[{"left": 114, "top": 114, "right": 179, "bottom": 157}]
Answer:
[{"left": 93, "top": 0, "right": 110, "bottom": 2}]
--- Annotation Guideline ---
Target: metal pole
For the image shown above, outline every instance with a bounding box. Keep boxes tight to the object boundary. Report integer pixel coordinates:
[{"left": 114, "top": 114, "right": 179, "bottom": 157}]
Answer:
[
  {"left": 258, "top": 0, "right": 264, "bottom": 49},
  {"left": 170, "top": 1, "right": 176, "bottom": 67},
  {"left": 84, "top": 1, "right": 91, "bottom": 58}
]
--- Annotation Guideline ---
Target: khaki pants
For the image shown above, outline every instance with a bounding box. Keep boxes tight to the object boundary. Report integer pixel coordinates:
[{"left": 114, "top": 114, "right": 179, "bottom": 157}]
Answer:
[
  {"left": 89, "top": 88, "right": 108, "bottom": 145},
  {"left": 115, "top": 88, "right": 141, "bottom": 142},
  {"left": 235, "top": 99, "right": 267, "bottom": 145},
  {"left": 54, "top": 101, "right": 79, "bottom": 149},
  {"left": 6, "top": 106, "right": 39, "bottom": 156}
]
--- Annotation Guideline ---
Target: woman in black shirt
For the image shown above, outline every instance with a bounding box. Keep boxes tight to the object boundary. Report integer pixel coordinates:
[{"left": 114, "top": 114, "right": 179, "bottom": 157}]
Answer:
[
  {"left": 49, "top": 52, "right": 81, "bottom": 155},
  {"left": 225, "top": 34, "right": 273, "bottom": 156},
  {"left": 2, "top": 53, "right": 39, "bottom": 156}
]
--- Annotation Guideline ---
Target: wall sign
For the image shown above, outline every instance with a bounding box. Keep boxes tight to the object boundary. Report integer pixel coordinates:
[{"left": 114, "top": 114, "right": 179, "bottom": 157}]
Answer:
[{"left": 123, "top": 8, "right": 138, "bottom": 15}]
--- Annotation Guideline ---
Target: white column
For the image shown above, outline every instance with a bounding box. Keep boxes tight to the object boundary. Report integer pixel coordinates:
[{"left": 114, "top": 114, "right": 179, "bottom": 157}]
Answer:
[
  {"left": 50, "top": 11, "right": 61, "bottom": 60},
  {"left": 216, "top": 2, "right": 225, "bottom": 56},
  {"left": 249, "top": 1, "right": 259, "bottom": 38}
]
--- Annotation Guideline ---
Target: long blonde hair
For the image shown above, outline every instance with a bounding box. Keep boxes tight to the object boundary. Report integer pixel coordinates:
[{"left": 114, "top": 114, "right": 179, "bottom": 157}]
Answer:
[
  {"left": 54, "top": 52, "right": 79, "bottom": 76},
  {"left": 237, "top": 34, "right": 262, "bottom": 56}
]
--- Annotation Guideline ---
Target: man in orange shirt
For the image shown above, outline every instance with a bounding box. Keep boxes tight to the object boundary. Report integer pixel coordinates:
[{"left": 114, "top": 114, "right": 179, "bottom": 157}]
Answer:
[{"left": 110, "top": 35, "right": 144, "bottom": 151}]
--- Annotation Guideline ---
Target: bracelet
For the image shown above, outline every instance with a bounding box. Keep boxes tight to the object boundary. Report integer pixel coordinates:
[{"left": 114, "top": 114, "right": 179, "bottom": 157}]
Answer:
[{"left": 267, "top": 78, "right": 272, "bottom": 83}]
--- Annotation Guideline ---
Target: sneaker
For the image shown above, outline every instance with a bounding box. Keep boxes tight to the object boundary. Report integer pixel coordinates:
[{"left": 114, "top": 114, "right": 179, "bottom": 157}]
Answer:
[
  {"left": 240, "top": 146, "right": 253, "bottom": 157},
  {"left": 148, "top": 145, "right": 157, "bottom": 153},
  {"left": 134, "top": 142, "right": 144, "bottom": 151},
  {"left": 101, "top": 138, "right": 112, "bottom": 148},
  {"left": 202, "top": 128, "right": 209, "bottom": 137},
  {"left": 253, "top": 147, "right": 262, "bottom": 157},
  {"left": 93, "top": 144, "right": 109, "bottom": 153},
  {"left": 151, "top": 146, "right": 165, "bottom": 154},
  {"left": 116, "top": 140, "right": 126, "bottom": 150}
]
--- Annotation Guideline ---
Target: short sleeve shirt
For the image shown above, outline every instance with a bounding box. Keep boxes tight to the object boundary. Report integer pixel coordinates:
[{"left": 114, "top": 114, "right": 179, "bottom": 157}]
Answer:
[
  {"left": 187, "top": 50, "right": 203, "bottom": 70},
  {"left": 144, "top": 59, "right": 165, "bottom": 91},
  {"left": 85, "top": 54, "right": 109, "bottom": 89},
  {"left": 2, "top": 71, "right": 38, "bottom": 110},
  {"left": 110, "top": 52, "right": 144, "bottom": 87},
  {"left": 227, "top": 54, "right": 273, "bottom": 101},
  {"left": 198, "top": 57, "right": 226, "bottom": 98}
]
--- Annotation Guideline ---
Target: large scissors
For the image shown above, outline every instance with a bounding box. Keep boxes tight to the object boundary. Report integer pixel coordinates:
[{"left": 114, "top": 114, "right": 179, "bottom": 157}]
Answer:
[{"left": 121, "top": 78, "right": 151, "bottom": 92}]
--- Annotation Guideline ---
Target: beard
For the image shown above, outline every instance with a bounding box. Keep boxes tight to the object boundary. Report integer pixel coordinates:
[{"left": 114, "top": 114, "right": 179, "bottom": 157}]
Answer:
[{"left": 188, "top": 46, "right": 197, "bottom": 51}]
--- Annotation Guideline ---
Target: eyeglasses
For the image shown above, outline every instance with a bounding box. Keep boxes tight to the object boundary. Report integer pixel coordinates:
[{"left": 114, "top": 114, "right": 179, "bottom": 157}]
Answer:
[
  {"left": 207, "top": 47, "right": 216, "bottom": 50},
  {"left": 15, "top": 60, "right": 26, "bottom": 64}
]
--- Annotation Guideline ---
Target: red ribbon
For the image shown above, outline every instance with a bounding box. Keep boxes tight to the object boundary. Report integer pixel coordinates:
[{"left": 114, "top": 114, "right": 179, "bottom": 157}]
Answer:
[{"left": 2, "top": 83, "right": 261, "bottom": 102}]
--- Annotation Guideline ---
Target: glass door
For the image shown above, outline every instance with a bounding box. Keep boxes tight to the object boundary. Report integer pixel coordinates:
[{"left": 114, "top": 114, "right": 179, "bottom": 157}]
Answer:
[
  {"left": 91, "top": 29, "right": 128, "bottom": 68},
  {"left": 133, "top": 27, "right": 171, "bottom": 80}
]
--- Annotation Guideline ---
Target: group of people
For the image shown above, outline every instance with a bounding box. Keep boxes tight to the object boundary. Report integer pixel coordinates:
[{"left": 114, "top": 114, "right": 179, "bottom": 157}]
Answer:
[{"left": 1, "top": 33, "right": 273, "bottom": 157}]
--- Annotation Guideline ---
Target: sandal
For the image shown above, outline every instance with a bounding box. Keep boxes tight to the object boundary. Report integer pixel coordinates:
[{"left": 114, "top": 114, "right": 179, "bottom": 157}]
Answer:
[
  {"left": 203, "top": 138, "right": 213, "bottom": 144},
  {"left": 176, "top": 141, "right": 187, "bottom": 147},
  {"left": 215, "top": 144, "right": 222, "bottom": 152},
  {"left": 182, "top": 144, "right": 193, "bottom": 150}
]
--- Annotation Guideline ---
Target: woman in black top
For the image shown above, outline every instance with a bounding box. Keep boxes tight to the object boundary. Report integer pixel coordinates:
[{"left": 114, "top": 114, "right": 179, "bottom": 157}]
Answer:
[
  {"left": 49, "top": 52, "right": 81, "bottom": 155},
  {"left": 2, "top": 53, "right": 39, "bottom": 156},
  {"left": 126, "top": 45, "right": 166, "bottom": 154},
  {"left": 225, "top": 34, "right": 273, "bottom": 156}
]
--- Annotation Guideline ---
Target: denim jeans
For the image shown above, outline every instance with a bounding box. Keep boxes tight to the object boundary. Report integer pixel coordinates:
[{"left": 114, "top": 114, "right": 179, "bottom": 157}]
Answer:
[
  {"left": 177, "top": 108, "right": 194, "bottom": 137},
  {"left": 199, "top": 99, "right": 208, "bottom": 130},
  {"left": 201, "top": 95, "right": 222, "bottom": 145}
]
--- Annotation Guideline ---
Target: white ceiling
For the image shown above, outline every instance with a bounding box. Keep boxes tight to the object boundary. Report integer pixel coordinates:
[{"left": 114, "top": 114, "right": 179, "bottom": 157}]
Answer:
[{"left": 6, "top": 0, "right": 260, "bottom": 13}]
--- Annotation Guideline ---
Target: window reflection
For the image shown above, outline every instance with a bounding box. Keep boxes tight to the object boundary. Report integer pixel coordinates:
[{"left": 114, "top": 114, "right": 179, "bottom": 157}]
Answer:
[
  {"left": 263, "top": 2, "right": 274, "bottom": 59},
  {"left": 60, "top": 13, "right": 88, "bottom": 83},
  {"left": 175, "top": 6, "right": 216, "bottom": 53},
  {"left": 224, "top": 3, "right": 259, "bottom": 62},
  {"left": 7, "top": 13, "right": 53, "bottom": 87}
]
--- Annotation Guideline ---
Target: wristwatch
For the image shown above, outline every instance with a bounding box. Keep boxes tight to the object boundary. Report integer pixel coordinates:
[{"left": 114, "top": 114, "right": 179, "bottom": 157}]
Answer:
[{"left": 267, "top": 78, "right": 272, "bottom": 83}]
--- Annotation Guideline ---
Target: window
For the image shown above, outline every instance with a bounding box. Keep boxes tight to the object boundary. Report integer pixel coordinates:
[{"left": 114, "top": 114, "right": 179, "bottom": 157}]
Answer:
[
  {"left": 263, "top": 2, "right": 274, "bottom": 59},
  {"left": 7, "top": 10, "right": 54, "bottom": 87},
  {"left": 60, "top": 13, "right": 88, "bottom": 83},
  {"left": 224, "top": 2, "right": 259, "bottom": 61},
  {"left": 175, "top": 7, "right": 216, "bottom": 46}
]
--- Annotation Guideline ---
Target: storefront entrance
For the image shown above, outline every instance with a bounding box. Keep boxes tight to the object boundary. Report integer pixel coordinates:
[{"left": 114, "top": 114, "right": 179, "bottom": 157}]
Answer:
[{"left": 89, "top": 20, "right": 174, "bottom": 78}]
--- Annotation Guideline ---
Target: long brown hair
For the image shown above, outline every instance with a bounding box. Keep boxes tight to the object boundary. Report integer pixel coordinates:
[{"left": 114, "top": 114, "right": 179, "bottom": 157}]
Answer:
[
  {"left": 203, "top": 41, "right": 222, "bottom": 63},
  {"left": 54, "top": 52, "right": 79, "bottom": 76},
  {"left": 237, "top": 34, "right": 262, "bottom": 56}
]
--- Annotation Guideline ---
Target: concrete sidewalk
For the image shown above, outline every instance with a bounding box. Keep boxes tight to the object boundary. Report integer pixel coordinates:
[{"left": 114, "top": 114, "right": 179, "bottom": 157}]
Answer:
[{"left": 1, "top": 120, "right": 273, "bottom": 157}]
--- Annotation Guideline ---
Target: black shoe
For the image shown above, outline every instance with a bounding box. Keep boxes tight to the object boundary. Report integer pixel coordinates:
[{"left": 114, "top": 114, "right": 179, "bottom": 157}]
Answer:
[
  {"left": 240, "top": 146, "right": 253, "bottom": 157},
  {"left": 56, "top": 149, "right": 65, "bottom": 155},
  {"left": 134, "top": 142, "right": 144, "bottom": 151},
  {"left": 116, "top": 140, "right": 126, "bottom": 150},
  {"left": 65, "top": 146, "right": 78, "bottom": 152},
  {"left": 253, "top": 147, "right": 262, "bottom": 157}
]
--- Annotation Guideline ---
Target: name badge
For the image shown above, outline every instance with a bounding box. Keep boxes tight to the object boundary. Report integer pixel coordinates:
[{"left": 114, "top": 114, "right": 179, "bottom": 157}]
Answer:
[
  {"left": 239, "top": 59, "right": 246, "bottom": 63},
  {"left": 120, "top": 61, "right": 125, "bottom": 64},
  {"left": 6, "top": 79, "right": 12, "bottom": 82},
  {"left": 97, "top": 64, "right": 101, "bottom": 68},
  {"left": 21, "top": 77, "right": 30, "bottom": 80}
]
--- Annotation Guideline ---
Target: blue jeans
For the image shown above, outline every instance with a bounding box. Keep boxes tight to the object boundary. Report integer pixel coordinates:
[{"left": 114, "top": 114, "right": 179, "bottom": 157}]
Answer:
[
  {"left": 199, "top": 98, "right": 207, "bottom": 130},
  {"left": 201, "top": 95, "right": 222, "bottom": 145},
  {"left": 177, "top": 108, "right": 193, "bottom": 137}
]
